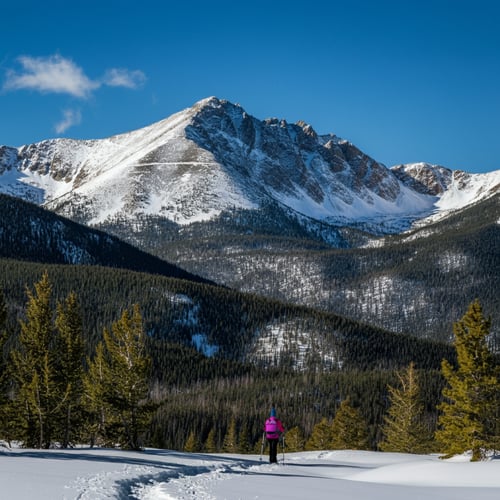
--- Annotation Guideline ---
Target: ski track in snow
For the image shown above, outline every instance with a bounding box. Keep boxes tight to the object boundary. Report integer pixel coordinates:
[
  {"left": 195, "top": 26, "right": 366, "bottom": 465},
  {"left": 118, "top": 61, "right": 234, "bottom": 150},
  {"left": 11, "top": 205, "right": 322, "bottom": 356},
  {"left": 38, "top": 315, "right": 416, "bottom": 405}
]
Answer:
[
  {"left": 71, "top": 457, "right": 252, "bottom": 499},
  {"left": 2, "top": 447, "right": 500, "bottom": 499}
]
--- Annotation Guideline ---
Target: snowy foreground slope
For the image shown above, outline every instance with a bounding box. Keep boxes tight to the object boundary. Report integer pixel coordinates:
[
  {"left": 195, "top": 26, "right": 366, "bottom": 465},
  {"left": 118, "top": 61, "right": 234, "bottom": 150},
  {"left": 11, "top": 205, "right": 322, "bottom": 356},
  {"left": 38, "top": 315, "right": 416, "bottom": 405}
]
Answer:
[{"left": 1, "top": 447, "right": 499, "bottom": 500}]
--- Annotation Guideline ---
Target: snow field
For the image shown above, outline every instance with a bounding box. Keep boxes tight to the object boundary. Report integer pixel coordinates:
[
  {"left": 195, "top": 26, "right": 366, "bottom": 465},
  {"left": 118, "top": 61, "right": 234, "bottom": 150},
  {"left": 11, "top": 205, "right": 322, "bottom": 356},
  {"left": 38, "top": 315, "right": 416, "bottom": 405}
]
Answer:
[{"left": 1, "top": 446, "right": 500, "bottom": 500}]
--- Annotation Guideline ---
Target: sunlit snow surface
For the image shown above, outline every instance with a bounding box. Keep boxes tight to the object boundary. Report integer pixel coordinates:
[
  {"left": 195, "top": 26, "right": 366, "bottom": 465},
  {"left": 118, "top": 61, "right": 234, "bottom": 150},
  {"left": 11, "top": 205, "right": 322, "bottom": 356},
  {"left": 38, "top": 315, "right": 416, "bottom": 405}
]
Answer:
[{"left": 1, "top": 446, "right": 499, "bottom": 499}]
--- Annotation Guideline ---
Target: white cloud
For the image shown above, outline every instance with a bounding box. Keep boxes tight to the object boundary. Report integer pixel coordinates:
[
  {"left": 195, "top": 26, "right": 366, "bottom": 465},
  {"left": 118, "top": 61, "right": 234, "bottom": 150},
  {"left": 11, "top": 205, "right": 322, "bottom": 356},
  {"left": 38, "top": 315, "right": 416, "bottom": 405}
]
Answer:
[
  {"left": 54, "top": 108, "right": 82, "bottom": 134},
  {"left": 3, "top": 54, "right": 146, "bottom": 98},
  {"left": 103, "top": 68, "right": 146, "bottom": 89},
  {"left": 4, "top": 55, "right": 98, "bottom": 98}
]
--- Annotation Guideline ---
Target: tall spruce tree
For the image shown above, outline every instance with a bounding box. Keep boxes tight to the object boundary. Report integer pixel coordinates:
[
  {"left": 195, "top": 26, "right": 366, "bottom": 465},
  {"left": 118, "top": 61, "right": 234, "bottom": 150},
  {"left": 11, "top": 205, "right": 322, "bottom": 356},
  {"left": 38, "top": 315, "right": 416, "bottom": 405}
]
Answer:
[
  {"left": 83, "top": 341, "right": 112, "bottom": 447},
  {"left": 184, "top": 430, "right": 199, "bottom": 452},
  {"left": 54, "top": 292, "right": 85, "bottom": 448},
  {"left": 9, "top": 272, "right": 58, "bottom": 448},
  {"left": 379, "top": 362, "right": 432, "bottom": 454},
  {"left": 330, "top": 398, "right": 369, "bottom": 450},
  {"left": 238, "top": 423, "right": 251, "bottom": 453},
  {"left": 222, "top": 417, "right": 238, "bottom": 453},
  {"left": 436, "top": 300, "right": 500, "bottom": 461},
  {"left": 0, "top": 288, "right": 7, "bottom": 386},
  {"left": 0, "top": 288, "right": 11, "bottom": 441},
  {"left": 204, "top": 427, "right": 217, "bottom": 453},
  {"left": 0, "top": 288, "right": 6, "bottom": 343},
  {"left": 284, "top": 426, "right": 305, "bottom": 452},
  {"left": 99, "top": 304, "right": 153, "bottom": 450}
]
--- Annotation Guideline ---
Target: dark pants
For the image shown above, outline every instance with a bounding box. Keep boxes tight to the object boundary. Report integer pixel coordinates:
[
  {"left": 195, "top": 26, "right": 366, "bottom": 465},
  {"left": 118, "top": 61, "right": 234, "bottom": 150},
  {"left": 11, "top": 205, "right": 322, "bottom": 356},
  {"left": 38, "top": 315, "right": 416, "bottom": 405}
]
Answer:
[{"left": 268, "top": 438, "right": 279, "bottom": 463}]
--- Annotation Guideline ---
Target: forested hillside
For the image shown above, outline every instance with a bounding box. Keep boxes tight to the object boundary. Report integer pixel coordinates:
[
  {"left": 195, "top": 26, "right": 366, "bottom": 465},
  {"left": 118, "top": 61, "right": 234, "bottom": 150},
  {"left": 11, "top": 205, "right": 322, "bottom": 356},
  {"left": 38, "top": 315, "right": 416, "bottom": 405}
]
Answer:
[
  {"left": 0, "top": 260, "right": 457, "bottom": 450},
  {"left": 0, "top": 194, "right": 211, "bottom": 285},
  {"left": 97, "top": 194, "right": 500, "bottom": 345},
  {"left": 0, "top": 259, "right": 453, "bottom": 371},
  {"left": 0, "top": 189, "right": 496, "bottom": 453}
]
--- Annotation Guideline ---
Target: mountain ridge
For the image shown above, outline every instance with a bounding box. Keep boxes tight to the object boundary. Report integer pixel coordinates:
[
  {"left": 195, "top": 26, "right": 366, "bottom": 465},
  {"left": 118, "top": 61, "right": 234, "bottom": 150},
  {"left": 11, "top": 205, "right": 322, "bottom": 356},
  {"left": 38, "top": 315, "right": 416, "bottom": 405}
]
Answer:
[
  {"left": 0, "top": 193, "right": 214, "bottom": 285},
  {"left": 1, "top": 97, "right": 498, "bottom": 236},
  {"left": 1, "top": 97, "right": 498, "bottom": 345}
]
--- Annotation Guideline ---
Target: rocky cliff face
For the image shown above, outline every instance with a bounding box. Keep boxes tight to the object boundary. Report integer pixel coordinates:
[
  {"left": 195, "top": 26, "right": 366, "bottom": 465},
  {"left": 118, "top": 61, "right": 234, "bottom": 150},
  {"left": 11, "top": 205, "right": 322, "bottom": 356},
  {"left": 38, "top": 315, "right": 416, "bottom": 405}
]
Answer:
[
  {"left": 391, "top": 163, "right": 454, "bottom": 195},
  {"left": 185, "top": 98, "right": 403, "bottom": 207}
]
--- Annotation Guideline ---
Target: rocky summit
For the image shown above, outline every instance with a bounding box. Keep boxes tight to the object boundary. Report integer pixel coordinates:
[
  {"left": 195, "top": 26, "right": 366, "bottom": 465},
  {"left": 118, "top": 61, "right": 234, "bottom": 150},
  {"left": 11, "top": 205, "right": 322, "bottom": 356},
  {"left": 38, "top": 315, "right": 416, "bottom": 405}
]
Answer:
[{"left": 1, "top": 97, "right": 498, "bottom": 236}]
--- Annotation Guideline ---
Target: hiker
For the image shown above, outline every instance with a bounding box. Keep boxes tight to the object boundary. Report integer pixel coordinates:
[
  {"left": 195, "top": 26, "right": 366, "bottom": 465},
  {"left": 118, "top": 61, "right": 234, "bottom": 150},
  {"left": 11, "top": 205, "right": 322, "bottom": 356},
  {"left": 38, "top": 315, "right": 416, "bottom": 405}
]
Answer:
[{"left": 264, "top": 406, "right": 285, "bottom": 463}]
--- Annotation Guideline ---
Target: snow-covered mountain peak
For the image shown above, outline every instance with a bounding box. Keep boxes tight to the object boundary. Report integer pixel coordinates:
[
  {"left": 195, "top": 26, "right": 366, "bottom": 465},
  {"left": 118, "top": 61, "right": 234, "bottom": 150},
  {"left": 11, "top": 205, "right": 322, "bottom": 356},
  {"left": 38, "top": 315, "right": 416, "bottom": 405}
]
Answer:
[
  {"left": 391, "top": 162, "right": 453, "bottom": 195},
  {"left": 0, "top": 97, "right": 498, "bottom": 235},
  {"left": 392, "top": 162, "right": 499, "bottom": 222}
]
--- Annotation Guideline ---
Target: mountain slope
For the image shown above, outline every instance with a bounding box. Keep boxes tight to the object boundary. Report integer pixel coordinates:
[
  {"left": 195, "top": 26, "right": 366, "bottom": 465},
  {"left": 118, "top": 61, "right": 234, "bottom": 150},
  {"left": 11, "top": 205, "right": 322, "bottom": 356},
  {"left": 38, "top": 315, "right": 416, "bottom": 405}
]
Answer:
[
  {"left": 0, "top": 257, "right": 453, "bottom": 372},
  {"left": 0, "top": 97, "right": 498, "bottom": 345},
  {"left": 0, "top": 193, "right": 212, "bottom": 284},
  {"left": 392, "top": 161, "right": 500, "bottom": 225},
  {"left": 1, "top": 97, "right": 497, "bottom": 237},
  {"left": 148, "top": 194, "right": 499, "bottom": 343}
]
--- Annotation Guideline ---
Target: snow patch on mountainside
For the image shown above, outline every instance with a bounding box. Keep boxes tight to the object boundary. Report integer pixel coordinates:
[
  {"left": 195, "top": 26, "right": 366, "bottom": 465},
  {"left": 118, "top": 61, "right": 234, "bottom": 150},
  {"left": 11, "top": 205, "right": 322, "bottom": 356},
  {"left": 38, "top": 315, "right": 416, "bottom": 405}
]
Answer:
[
  {"left": 251, "top": 321, "right": 340, "bottom": 370},
  {"left": 434, "top": 169, "right": 500, "bottom": 211}
]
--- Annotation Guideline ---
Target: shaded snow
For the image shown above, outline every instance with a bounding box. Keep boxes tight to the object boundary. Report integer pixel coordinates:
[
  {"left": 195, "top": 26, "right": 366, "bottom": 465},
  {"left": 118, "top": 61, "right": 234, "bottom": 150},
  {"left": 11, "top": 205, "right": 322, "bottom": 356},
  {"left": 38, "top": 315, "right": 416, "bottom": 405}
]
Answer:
[{"left": 1, "top": 446, "right": 499, "bottom": 499}]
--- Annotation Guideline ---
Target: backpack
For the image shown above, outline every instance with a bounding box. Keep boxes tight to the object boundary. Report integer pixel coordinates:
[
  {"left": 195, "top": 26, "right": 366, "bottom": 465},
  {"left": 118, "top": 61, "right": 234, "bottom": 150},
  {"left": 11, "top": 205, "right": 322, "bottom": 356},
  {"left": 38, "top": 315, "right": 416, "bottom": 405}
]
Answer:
[{"left": 265, "top": 417, "right": 279, "bottom": 437}]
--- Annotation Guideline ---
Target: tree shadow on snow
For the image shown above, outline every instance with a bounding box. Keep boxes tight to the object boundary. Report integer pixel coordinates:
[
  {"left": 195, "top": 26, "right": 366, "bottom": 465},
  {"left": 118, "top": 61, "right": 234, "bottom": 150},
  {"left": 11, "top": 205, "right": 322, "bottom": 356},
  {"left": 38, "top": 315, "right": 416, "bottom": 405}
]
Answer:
[{"left": 5, "top": 448, "right": 255, "bottom": 470}]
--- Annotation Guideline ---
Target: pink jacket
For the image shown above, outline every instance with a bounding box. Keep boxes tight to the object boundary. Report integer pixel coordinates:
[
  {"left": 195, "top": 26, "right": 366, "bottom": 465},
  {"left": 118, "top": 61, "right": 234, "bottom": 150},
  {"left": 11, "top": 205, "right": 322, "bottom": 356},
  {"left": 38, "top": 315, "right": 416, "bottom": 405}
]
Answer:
[{"left": 264, "top": 417, "right": 285, "bottom": 439}]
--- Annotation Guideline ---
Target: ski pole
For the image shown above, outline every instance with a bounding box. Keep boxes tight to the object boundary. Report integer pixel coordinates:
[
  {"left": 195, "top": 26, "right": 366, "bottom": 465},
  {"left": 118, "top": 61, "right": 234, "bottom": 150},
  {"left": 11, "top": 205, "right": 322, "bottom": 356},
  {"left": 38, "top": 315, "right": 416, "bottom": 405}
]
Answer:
[
  {"left": 282, "top": 433, "right": 285, "bottom": 465},
  {"left": 259, "top": 432, "right": 265, "bottom": 461}
]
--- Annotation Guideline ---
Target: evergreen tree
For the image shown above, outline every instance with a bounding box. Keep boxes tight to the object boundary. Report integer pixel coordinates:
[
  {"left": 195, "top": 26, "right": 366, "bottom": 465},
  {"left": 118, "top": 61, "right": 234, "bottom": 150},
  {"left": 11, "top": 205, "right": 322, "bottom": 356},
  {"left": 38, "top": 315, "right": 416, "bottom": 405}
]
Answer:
[
  {"left": 184, "top": 430, "right": 199, "bottom": 452},
  {"left": 0, "top": 288, "right": 12, "bottom": 442},
  {"left": 330, "top": 398, "right": 369, "bottom": 450},
  {"left": 436, "top": 300, "right": 500, "bottom": 461},
  {"left": 204, "top": 427, "right": 217, "bottom": 453},
  {"left": 380, "top": 363, "right": 432, "bottom": 454},
  {"left": 100, "top": 305, "right": 153, "bottom": 450},
  {"left": 222, "top": 417, "right": 238, "bottom": 453},
  {"left": 305, "top": 417, "right": 331, "bottom": 450},
  {"left": 9, "top": 272, "right": 58, "bottom": 448},
  {"left": 83, "top": 341, "right": 112, "bottom": 447},
  {"left": 284, "top": 425, "right": 305, "bottom": 452},
  {"left": 0, "top": 288, "right": 7, "bottom": 389},
  {"left": 0, "top": 288, "right": 6, "bottom": 343},
  {"left": 54, "top": 292, "right": 85, "bottom": 448},
  {"left": 238, "top": 423, "right": 251, "bottom": 453}
]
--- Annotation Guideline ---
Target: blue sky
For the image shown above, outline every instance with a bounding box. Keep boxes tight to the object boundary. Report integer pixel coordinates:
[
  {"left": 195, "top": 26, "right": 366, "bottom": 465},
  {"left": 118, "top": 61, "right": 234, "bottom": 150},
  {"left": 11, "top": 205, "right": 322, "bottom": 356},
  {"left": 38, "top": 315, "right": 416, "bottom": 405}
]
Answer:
[{"left": 1, "top": 0, "right": 499, "bottom": 173}]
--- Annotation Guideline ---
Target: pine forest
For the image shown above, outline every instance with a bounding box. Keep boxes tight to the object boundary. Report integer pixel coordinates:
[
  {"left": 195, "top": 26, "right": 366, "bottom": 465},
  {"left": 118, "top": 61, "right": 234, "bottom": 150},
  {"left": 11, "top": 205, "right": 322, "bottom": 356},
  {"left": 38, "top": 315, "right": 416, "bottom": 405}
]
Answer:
[{"left": 0, "top": 258, "right": 498, "bottom": 458}]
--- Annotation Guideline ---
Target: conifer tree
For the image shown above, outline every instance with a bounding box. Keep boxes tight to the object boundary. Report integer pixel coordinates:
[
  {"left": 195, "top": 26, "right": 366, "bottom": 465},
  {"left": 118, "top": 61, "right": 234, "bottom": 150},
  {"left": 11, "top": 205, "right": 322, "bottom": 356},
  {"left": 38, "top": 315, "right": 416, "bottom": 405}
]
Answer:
[
  {"left": 330, "top": 398, "right": 369, "bottom": 450},
  {"left": 222, "top": 417, "right": 238, "bottom": 453},
  {"left": 204, "top": 427, "right": 217, "bottom": 453},
  {"left": 0, "top": 288, "right": 7, "bottom": 389},
  {"left": 305, "top": 417, "right": 331, "bottom": 450},
  {"left": 10, "top": 272, "right": 58, "bottom": 448},
  {"left": 0, "top": 288, "right": 12, "bottom": 442},
  {"left": 436, "top": 300, "right": 500, "bottom": 461},
  {"left": 380, "top": 363, "right": 431, "bottom": 454},
  {"left": 238, "top": 423, "right": 251, "bottom": 453},
  {"left": 54, "top": 292, "right": 85, "bottom": 448},
  {"left": 83, "top": 341, "right": 112, "bottom": 447},
  {"left": 284, "top": 425, "right": 305, "bottom": 452},
  {"left": 184, "top": 430, "right": 199, "bottom": 452},
  {"left": 0, "top": 288, "right": 6, "bottom": 342},
  {"left": 99, "top": 304, "right": 153, "bottom": 450}
]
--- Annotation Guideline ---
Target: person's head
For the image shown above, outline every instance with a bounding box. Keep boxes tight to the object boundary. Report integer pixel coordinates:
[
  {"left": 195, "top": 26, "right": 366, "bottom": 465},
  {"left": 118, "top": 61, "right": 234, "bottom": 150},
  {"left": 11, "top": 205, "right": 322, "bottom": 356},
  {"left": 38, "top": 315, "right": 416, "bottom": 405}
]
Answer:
[{"left": 270, "top": 407, "right": 276, "bottom": 417}]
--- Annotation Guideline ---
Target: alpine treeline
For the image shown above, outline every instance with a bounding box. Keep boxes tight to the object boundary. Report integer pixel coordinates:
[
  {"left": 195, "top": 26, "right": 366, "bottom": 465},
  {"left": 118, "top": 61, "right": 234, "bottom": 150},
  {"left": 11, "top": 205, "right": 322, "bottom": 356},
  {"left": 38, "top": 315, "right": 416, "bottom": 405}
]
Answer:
[{"left": 1, "top": 272, "right": 498, "bottom": 458}]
